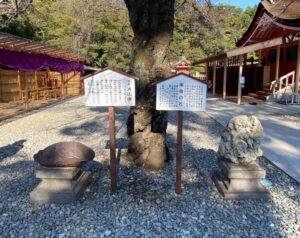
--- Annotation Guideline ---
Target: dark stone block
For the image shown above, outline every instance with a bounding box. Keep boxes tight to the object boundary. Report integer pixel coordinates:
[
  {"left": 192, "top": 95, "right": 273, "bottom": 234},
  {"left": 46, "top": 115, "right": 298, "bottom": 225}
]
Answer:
[{"left": 34, "top": 142, "right": 95, "bottom": 167}]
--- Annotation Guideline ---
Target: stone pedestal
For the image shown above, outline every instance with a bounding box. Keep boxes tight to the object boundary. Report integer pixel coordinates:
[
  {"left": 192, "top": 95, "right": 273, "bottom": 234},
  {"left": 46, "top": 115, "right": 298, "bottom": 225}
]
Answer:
[
  {"left": 212, "top": 158, "right": 270, "bottom": 200},
  {"left": 30, "top": 166, "right": 92, "bottom": 204}
]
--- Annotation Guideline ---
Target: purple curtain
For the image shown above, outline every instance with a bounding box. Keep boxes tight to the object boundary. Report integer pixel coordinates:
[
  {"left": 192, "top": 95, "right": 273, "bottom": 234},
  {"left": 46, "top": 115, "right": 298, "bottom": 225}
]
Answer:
[{"left": 0, "top": 49, "right": 84, "bottom": 74}]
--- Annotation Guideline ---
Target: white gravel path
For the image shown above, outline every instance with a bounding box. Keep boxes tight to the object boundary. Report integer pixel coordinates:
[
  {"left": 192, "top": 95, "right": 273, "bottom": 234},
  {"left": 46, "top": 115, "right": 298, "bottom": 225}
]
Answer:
[{"left": 0, "top": 96, "right": 299, "bottom": 238}]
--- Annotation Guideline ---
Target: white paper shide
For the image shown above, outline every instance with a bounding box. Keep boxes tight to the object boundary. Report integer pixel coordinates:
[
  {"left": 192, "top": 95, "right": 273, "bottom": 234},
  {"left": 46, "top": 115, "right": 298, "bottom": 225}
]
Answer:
[
  {"left": 84, "top": 69, "right": 136, "bottom": 107},
  {"left": 156, "top": 74, "right": 207, "bottom": 111}
]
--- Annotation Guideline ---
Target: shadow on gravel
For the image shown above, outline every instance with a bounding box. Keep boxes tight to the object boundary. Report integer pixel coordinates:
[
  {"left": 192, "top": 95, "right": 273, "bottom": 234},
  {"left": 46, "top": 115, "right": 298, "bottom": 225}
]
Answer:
[
  {"left": 105, "top": 138, "right": 128, "bottom": 149},
  {"left": 60, "top": 120, "right": 103, "bottom": 136},
  {"left": 89, "top": 107, "right": 129, "bottom": 115},
  {"left": 0, "top": 140, "right": 26, "bottom": 161},
  {"left": 0, "top": 160, "right": 38, "bottom": 201},
  {"left": 60, "top": 108, "right": 128, "bottom": 138}
]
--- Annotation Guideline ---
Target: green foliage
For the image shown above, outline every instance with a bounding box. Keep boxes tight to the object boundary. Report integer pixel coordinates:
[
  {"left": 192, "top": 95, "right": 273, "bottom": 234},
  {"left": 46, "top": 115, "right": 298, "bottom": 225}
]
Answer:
[
  {"left": 0, "top": 0, "right": 256, "bottom": 69},
  {"left": 0, "top": 16, "right": 35, "bottom": 39},
  {"left": 85, "top": 11, "right": 132, "bottom": 70},
  {"left": 169, "top": 1, "right": 256, "bottom": 62}
]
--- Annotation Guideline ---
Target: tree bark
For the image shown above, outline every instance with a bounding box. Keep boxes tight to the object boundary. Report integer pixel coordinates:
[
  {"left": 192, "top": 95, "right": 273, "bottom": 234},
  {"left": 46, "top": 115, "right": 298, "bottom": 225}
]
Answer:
[{"left": 125, "top": 0, "right": 175, "bottom": 169}]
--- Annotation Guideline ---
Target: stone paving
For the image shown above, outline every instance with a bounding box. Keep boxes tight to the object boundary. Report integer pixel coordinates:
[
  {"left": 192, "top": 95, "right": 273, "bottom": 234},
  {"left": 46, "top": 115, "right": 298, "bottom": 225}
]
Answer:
[{"left": 206, "top": 95, "right": 300, "bottom": 183}]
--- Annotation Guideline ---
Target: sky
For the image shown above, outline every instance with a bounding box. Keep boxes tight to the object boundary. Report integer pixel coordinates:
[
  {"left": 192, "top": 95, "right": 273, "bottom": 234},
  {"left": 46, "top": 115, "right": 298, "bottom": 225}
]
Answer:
[{"left": 214, "top": 0, "right": 260, "bottom": 10}]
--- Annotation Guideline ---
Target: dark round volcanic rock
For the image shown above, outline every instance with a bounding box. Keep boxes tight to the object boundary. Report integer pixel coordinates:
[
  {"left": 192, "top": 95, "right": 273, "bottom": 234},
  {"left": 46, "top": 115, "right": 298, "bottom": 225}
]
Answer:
[{"left": 34, "top": 142, "right": 95, "bottom": 167}]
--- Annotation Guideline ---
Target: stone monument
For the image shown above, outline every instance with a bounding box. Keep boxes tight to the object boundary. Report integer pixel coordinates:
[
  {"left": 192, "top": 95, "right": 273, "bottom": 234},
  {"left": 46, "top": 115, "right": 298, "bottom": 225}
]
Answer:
[
  {"left": 30, "top": 142, "right": 95, "bottom": 204},
  {"left": 213, "top": 115, "right": 270, "bottom": 200}
]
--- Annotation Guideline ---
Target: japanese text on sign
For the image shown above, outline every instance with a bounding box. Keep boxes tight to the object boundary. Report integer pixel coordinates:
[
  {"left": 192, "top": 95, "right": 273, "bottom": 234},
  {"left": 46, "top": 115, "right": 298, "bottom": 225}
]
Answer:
[
  {"left": 84, "top": 69, "right": 136, "bottom": 107},
  {"left": 156, "top": 74, "right": 207, "bottom": 111}
]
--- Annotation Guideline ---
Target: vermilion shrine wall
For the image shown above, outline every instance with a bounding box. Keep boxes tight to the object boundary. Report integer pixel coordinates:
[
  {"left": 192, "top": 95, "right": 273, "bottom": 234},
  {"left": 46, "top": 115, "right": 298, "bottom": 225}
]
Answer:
[
  {"left": 257, "top": 28, "right": 298, "bottom": 81},
  {"left": 208, "top": 66, "right": 264, "bottom": 95}
]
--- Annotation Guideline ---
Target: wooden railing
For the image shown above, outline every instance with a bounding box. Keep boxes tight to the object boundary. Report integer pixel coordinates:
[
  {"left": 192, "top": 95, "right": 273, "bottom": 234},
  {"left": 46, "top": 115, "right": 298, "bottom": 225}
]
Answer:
[
  {"left": 192, "top": 74, "right": 207, "bottom": 82},
  {"left": 270, "top": 71, "right": 295, "bottom": 94}
]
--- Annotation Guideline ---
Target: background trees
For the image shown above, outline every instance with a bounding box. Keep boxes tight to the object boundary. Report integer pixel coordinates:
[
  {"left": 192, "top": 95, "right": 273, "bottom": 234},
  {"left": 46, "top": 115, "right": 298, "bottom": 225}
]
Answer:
[{"left": 1, "top": 0, "right": 256, "bottom": 69}]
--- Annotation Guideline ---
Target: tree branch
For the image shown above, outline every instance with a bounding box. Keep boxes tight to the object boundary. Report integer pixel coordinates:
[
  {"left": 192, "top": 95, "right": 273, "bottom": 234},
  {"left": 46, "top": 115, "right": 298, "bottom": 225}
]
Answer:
[{"left": 0, "top": 0, "right": 33, "bottom": 25}]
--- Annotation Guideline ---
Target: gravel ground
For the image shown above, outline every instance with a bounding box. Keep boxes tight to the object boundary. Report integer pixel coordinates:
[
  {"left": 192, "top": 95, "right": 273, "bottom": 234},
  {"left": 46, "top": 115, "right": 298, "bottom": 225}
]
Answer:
[{"left": 0, "top": 96, "right": 299, "bottom": 238}]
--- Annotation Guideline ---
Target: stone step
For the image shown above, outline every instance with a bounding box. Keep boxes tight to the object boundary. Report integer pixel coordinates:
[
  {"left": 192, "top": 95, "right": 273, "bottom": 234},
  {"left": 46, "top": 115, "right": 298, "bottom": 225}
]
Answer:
[
  {"left": 248, "top": 93, "right": 268, "bottom": 101},
  {"left": 256, "top": 91, "right": 272, "bottom": 96}
]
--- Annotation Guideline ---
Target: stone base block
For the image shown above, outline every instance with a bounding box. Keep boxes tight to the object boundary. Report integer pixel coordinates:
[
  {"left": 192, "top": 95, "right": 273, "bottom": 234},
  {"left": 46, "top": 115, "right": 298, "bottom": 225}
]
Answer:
[
  {"left": 36, "top": 166, "right": 81, "bottom": 179},
  {"left": 212, "top": 158, "right": 270, "bottom": 200},
  {"left": 30, "top": 169, "right": 92, "bottom": 205},
  {"left": 212, "top": 172, "right": 270, "bottom": 200},
  {"left": 218, "top": 159, "right": 266, "bottom": 179}
]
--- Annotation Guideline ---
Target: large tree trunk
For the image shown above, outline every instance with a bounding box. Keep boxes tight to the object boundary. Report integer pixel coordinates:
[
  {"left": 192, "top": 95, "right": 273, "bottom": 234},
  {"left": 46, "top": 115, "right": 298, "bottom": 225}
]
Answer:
[{"left": 124, "top": 0, "right": 175, "bottom": 169}]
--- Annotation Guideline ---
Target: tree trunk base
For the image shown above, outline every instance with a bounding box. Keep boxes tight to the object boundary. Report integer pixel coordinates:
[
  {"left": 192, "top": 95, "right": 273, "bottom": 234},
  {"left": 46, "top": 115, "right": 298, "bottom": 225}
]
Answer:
[{"left": 126, "top": 126, "right": 168, "bottom": 170}]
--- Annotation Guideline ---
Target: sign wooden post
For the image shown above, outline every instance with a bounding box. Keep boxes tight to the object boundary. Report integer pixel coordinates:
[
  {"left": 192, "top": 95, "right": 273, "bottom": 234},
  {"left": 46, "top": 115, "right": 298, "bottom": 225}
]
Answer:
[
  {"left": 176, "top": 110, "right": 183, "bottom": 194},
  {"left": 108, "top": 106, "right": 117, "bottom": 193},
  {"left": 156, "top": 73, "right": 207, "bottom": 194},
  {"left": 83, "top": 67, "right": 138, "bottom": 194}
]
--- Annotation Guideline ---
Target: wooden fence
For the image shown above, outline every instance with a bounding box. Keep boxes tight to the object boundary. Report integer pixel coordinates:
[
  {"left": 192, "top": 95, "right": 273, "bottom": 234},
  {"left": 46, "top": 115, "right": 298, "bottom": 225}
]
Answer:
[{"left": 0, "top": 70, "right": 82, "bottom": 103}]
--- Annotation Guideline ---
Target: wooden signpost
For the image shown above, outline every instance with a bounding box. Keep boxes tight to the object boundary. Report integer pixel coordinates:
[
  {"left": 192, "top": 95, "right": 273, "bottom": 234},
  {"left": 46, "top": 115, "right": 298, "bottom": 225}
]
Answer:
[
  {"left": 83, "top": 67, "right": 137, "bottom": 194},
  {"left": 156, "top": 73, "right": 207, "bottom": 194}
]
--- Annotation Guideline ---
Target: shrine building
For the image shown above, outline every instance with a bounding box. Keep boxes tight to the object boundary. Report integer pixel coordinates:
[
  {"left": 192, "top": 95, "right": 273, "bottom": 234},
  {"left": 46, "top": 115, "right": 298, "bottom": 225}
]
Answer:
[
  {"left": 193, "top": 0, "right": 300, "bottom": 104},
  {"left": 0, "top": 32, "right": 85, "bottom": 106},
  {"left": 174, "top": 58, "right": 192, "bottom": 75}
]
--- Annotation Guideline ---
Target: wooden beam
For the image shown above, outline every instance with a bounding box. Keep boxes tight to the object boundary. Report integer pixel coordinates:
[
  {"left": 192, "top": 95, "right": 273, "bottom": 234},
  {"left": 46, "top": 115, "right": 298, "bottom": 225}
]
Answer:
[
  {"left": 63, "top": 73, "right": 77, "bottom": 84},
  {"left": 0, "top": 37, "right": 15, "bottom": 43},
  {"left": 237, "top": 55, "right": 243, "bottom": 105},
  {"left": 223, "top": 58, "right": 228, "bottom": 100},
  {"left": 34, "top": 71, "right": 38, "bottom": 100},
  {"left": 193, "top": 53, "right": 227, "bottom": 65},
  {"left": 39, "top": 48, "right": 59, "bottom": 53},
  {"left": 9, "top": 41, "right": 32, "bottom": 47},
  {"left": 64, "top": 73, "right": 69, "bottom": 95},
  {"left": 227, "top": 33, "right": 300, "bottom": 58},
  {"left": 258, "top": 49, "right": 262, "bottom": 63},
  {"left": 0, "top": 40, "right": 23, "bottom": 46},
  {"left": 0, "top": 35, "right": 10, "bottom": 40},
  {"left": 275, "top": 45, "right": 280, "bottom": 82},
  {"left": 296, "top": 40, "right": 300, "bottom": 94},
  {"left": 18, "top": 71, "right": 21, "bottom": 100},
  {"left": 205, "top": 62, "right": 209, "bottom": 83},
  {"left": 23, "top": 72, "right": 29, "bottom": 110},
  {"left": 193, "top": 33, "right": 300, "bottom": 66},
  {"left": 61, "top": 73, "right": 65, "bottom": 98},
  {"left": 213, "top": 61, "right": 216, "bottom": 96},
  {"left": 24, "top": 45, "right": 47, "bottom": 51}
]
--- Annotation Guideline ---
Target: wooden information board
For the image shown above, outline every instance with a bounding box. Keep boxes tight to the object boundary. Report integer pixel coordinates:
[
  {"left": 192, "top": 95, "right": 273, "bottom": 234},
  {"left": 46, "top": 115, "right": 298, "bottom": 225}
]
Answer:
[
  {"left": 156, "top": 73, "right": 207, "bottom": 194},
  {"left": 83, "top": 68, "right": 138, "bottom": 194},
  {"left": 156, "top": 74, "right": 207, "bottom": 111},
  {"left": 84, "top": 68, "right": 136, "bottom": 107}
]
